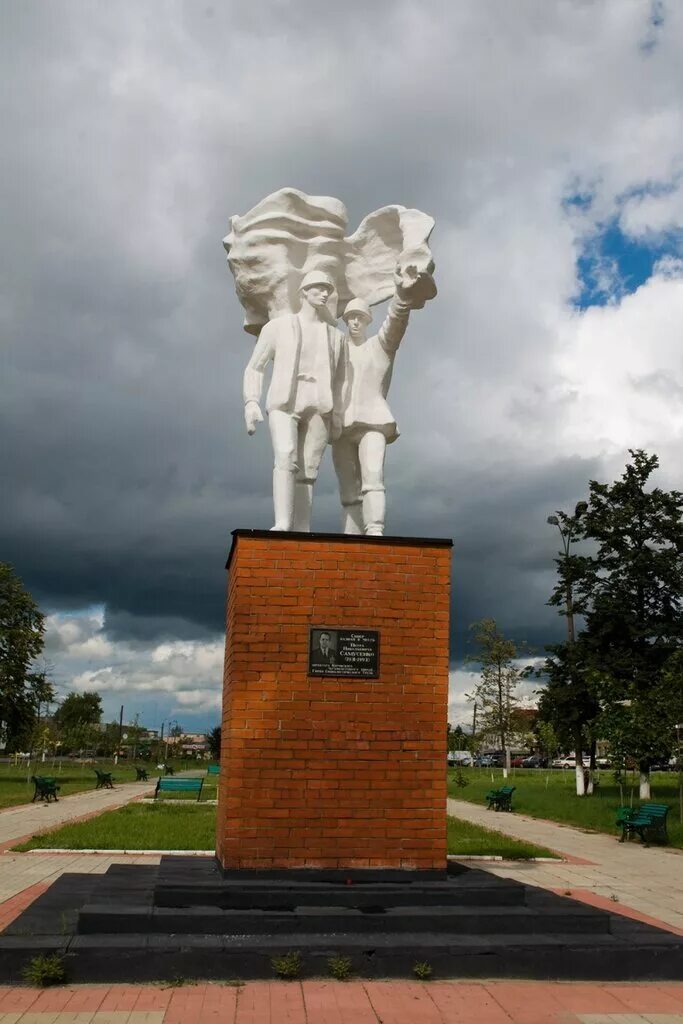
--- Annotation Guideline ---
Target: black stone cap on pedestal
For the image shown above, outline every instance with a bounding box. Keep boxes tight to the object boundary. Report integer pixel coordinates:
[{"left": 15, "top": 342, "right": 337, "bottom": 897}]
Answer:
[{"left": 226, "top": 529, "right": 453, "bottom": 570}]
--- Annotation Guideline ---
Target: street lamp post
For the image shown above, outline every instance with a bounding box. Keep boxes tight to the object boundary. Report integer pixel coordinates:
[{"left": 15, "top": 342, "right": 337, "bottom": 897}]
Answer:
[
  {"left": 547, "top": 502, "right": 588, "bottom": 796},
  {"left": 676, "top": 724, "right": 683, "bottom": 824}
]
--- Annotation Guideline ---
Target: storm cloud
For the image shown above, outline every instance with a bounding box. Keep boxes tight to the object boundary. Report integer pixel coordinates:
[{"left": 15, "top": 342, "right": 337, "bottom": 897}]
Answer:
[{"left": 2, "top": 1, "right": 682, "bottom": 726}]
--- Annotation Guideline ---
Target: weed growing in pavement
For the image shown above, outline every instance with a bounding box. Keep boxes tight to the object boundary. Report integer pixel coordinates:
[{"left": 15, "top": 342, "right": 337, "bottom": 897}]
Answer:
[
  {"left": 271, "top": 951, "right": 302, "bottom": 979},
  {"left": 327, "top": 954, "right": 353, "bottom": 980},
  {"left": 22, "top": 953, "right": 67, "bottom": 987},
  {"left": 413, "top": 961, "right": 433, "bottom": 980}
]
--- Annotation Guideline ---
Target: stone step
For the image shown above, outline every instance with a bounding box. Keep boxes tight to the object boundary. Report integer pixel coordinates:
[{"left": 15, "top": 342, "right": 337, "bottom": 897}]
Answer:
[
  {"left": 153, "top": 881, "right": 527, "bottom": 909},
  {"left": 77, "top": 902, "right": 611, "bottom": 936},
  {"left": 3, "top": 929, "right": 681, "bottom": 984}
]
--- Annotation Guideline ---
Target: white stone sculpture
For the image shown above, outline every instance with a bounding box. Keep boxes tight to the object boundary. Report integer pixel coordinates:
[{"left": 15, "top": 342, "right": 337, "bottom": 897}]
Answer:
[
  {"left": 242, "top": 270, "right": 345, "bottom": 532},
  {"left": 332, "top": 262, "right": 436, "bottom": 536},
  {"left": 224, "top": 188, "right": 436, "bottom": 532}
]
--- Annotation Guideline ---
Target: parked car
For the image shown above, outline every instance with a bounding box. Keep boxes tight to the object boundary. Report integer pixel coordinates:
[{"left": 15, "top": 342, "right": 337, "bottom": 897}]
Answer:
[
  {"left": 474, "top": 754, "right": 504, "bottom": 768},
  {"left": 447, "top": 750, "right": 473, "bottom": 767},
  {"left": 510, "top": 756, "right": 527, "bottom": 768},
  {"left": 521, "top": 755, "right": 548, "bottom": 769},
  {"left": 550, "top": 755, "right": 589, "bottom": 769}
]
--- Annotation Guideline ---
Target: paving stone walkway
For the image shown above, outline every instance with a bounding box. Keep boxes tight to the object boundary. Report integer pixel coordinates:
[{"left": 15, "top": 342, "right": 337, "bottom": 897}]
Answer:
[
  {"left": 0, "top": 782, "right": 154, "bottom": 855},
  {"left": 447, "top": 798, "right": 683, "bottom": 934},
  {"left": 0, "top": 980, "right": 682, "bottom": 1023}
]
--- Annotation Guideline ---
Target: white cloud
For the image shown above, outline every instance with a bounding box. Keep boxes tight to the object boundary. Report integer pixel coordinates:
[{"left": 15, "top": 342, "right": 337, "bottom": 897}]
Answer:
[
  {"left": 554, "top": 266, "right": 683, "bottom": 474},
  {"left": 44, "top": 610, "right": 223, "bottom": 724},
  {"left": 620, "top": 182, "right": 683, "bottom": 239}
]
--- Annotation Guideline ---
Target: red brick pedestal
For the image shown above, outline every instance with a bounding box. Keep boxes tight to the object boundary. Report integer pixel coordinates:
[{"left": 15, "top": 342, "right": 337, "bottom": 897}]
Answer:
[{"left": 216, "top": 530, "right": 452, "bottom": 874}]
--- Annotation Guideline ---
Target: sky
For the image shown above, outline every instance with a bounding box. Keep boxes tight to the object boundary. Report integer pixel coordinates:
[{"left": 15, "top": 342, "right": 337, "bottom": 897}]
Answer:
[{"left": 2, "top": 0, "right": 682, "bottom": 732}]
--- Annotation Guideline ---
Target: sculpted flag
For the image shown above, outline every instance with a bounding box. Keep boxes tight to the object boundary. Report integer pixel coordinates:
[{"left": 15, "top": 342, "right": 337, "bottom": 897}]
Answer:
[{"left": 224, "top": 187, "right": 436, "bottom": 335}]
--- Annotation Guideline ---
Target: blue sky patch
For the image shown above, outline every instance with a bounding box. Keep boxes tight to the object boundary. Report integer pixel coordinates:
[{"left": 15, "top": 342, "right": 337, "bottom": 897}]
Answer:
[{"left": 574, "top": 217, "right": 681, "bottom": 309}]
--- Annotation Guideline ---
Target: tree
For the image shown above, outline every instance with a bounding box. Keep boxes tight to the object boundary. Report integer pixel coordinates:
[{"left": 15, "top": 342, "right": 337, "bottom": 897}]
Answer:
[
  {"left": 579, "top": 451, "right": 683, "bottom": 796},
  {"left": 534, "top": 720, "right": 559, "bottom": 763},
  {"left": 536, "top": 639, "right": 599, "bottom": 794},
  {"left": 542, "top": 501, "right": 599, "bottom": 795},
  {"left": 0, "top": 563, "right": 51, "bottom": 752},
  {"left": 468, "top": 618, "right": 524, "bottom": 776},
  {"left": 53, "top": 691, "right": 102, "bottom": 753},
  {"left": 541, "top": 451, "right": 683, "bottom": 798},
  {"left": 206, "top": 725, "right": 221, "bottom": 760}
]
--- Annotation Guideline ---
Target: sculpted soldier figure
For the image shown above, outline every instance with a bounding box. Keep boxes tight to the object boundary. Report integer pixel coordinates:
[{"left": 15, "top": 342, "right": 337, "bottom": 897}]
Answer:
[
  {"left": 333, "top": 266, "right": 435, "bottom": 535},
  {"left": 243, "top": 270, "right": 346, "bottom": 532},
  {"left": 332, "top": 288, "right": 410, "bottom": 535},
  {"left": 228, "top": 188, "right": 436, "bottom": 532}
]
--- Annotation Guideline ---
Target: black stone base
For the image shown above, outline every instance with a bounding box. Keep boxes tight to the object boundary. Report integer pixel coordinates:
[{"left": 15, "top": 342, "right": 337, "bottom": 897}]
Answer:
[{"left": 1, "top": 856, "right": 682, "bottom": 984}]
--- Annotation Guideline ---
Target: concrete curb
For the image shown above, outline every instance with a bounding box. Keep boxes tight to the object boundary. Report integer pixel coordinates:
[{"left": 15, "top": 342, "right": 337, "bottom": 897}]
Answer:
[
  {"left": 447, "top": 854, "right": 564, "bottom": 863},
  {"left": 23, "top": 847, "right": 215, "bottom": 855},
  {"left": 19, "top": 850, "right": 563, "bottom": 861}
]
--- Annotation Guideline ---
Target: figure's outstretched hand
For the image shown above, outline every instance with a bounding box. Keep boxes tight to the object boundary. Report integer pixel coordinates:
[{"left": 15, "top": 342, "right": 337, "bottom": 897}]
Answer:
[
  {"left": 244, "top": 401, "right": 264, "bottom": 435},
  {"left": 394, "top": 246, "right": 437, "bottom": 309}
]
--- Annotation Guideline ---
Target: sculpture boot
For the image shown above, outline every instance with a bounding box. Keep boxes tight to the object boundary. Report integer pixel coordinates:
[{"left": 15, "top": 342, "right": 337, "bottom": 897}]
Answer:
[
  {"left": 293, "top": 481, "right": 313, "bottom": 532},
  {"left": 363, "top": 489, "right": 385, "bottom": 536},
  {"left": 271, "top": 468, "right": 295, "bottom": 531},
  {"left": 341, "top": 501, "right": 364, "bottom": 535}
]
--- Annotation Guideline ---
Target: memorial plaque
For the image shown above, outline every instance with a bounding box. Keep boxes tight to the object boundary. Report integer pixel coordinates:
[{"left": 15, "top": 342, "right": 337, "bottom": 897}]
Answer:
[{"left": 308, "top": 627, "right": 379, "bottom": 678}]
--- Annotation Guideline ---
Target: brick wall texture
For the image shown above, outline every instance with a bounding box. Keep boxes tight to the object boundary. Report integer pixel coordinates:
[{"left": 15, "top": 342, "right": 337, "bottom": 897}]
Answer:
[{"left": 216, "top": 532, "right": 452, "bottom": 872}]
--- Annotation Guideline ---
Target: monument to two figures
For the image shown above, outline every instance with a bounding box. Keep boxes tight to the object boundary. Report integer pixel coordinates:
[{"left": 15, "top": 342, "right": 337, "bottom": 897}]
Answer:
[{"left": 224, "top": 187, "right": 437, "bottom": 535}]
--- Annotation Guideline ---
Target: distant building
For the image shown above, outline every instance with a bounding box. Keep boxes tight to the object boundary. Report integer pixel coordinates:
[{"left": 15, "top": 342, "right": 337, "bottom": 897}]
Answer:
[{"left": 167, "top": 732, "right": 210, "bottom": 757}]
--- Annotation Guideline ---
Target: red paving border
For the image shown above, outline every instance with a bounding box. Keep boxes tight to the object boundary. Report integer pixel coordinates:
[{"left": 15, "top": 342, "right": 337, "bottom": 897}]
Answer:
[
  {"left": 0, "top": 981, "right": 681, "bottom": 1022},
  {"left": 552, "top": 886, "right": 683, "bottom": 936},
  {"left": 0, "top": 882, "right": 50, "bottom": 932}
]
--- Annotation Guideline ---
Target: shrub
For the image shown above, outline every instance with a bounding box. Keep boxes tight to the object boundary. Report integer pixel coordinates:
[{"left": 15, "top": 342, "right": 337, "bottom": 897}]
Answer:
[
  {"left": 271, "top": 951, "right": 302, "bottom": 979},
  {"left": 327, "top": 954, "right": 353, "bottom": 980},
  {"left": 22, "top": 953, "right": 67, "bottom": 987}
]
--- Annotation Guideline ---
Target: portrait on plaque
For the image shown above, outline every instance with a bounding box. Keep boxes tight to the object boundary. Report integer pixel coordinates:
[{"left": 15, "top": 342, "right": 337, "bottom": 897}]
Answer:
[{"left": 309, "top": 627, "right": 379, "bottom": 678}]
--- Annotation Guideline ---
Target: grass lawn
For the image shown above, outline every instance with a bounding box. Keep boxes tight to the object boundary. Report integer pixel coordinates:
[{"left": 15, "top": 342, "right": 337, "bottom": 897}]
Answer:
[
  {"left": 14, "top": 801, "right": 555, "bottom": 859},
  {"left": 14, "top": 802, "right": 217, "bottom": 851},
  {"left": 446, "top": 817, "right": 556, "bottom": 859},
  {"left": 0, "top": 758, "right": 212, "bottom": 810},
  {"left": 448, "top": 767, "right": 683, "bottom": 848}
]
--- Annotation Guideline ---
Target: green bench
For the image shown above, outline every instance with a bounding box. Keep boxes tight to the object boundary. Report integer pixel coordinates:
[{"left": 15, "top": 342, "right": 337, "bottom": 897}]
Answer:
[
  {"left": 617, "top": 803, "right": 670, "bottom": 846},
  {"left": 154, "top": 777, "right": 204, "bottom": 802},
  {"left": 486, "top": 785, "right": 515, "bottom": 812},
  {"left": 207, "top": 764, "right": 220, "bottom": 775},
  {"left": 134, "top": 766, "right": 149, "bottom": 781},
  {"left": 94, "top": 769, "right": 114, "bottom": 789},
  {"left": 31, "top": 775, "right": 60, "bottom": 803}
]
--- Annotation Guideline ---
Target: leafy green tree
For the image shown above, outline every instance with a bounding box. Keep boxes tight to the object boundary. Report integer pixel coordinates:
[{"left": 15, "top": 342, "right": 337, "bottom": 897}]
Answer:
[
  {"left": 578, "top": 451, "right": 683, "bottom": 795},
  {"left": 53, "top": 691, "right": 103, "bottom": 753},
  {"left": 468, "top": 618, "right": 524, "bottom": 775},
  {"left": 541, "top": 501, "right": 600, "bottom": 795},
  {"left": 206, "top": 725, "right": 221, "bottom": 760},
  {"left": 536, "top": 639, "right": 600, "bottom": 792},
  {"left": 0, "top": 563, "right": 51, "bottom": 752},
  {"left": 540, "top": 452, "right": 682, "bottom": 797},
  {"left": 534, "top": 720, "right": 559, "bottom": 762}
]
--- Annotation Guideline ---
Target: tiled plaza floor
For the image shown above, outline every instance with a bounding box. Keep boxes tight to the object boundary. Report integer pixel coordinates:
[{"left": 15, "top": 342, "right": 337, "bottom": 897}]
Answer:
[{"left": 0, "top": 980, "right": 683, "bottom": 1023}]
